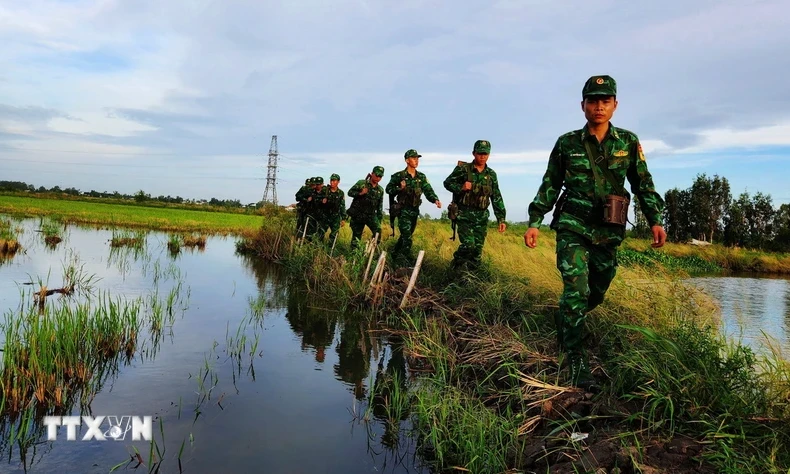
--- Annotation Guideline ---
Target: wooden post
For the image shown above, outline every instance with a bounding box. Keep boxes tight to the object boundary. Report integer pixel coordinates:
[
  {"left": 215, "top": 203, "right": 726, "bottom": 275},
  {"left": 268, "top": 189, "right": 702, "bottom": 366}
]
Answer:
[
  {"left": 330, "top": 232, "right": 339, "bottom": 256},
  {"left": 399, "top": 250, "right": 425, "bottom": 309},
  {"left": 299, "top": 216, "right": 310, "bottom": 247},
  {"left": 369, "top": 252, "right": 387, "bottom": 289},
  {"left": 363, "top": 245, "right": 377, "bottom": 283}
]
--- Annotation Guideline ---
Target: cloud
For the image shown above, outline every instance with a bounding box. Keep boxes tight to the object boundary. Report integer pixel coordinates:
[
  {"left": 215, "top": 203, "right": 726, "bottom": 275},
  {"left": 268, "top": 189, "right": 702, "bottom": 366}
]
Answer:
[
  {"left": 1, "top": 0, "right": 789, "bottom": 212},
  {"left": 0, "top": 104, "right": 80, "bottom": 124}
]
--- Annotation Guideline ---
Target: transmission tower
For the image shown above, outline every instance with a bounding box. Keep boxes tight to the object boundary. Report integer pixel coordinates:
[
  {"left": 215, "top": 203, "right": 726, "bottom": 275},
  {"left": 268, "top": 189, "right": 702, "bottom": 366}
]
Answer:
[{"left": 262, "top": 135, "right": 278, "bottom": 206}]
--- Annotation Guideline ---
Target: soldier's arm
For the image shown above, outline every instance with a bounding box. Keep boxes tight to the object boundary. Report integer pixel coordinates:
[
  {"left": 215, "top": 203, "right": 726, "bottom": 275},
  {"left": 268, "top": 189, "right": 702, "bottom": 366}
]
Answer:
[
  {"left": 385, "top": 172, "right": 401, "bottom": 196},
  {"left": 339, "top": 190, "right": 347, "bottom": 219},
  {"left": 377, "top": 193, "right": 384, "bottom": 220},
  {"left": 422, "top": 175, "right": 439, "bottom": 203},
  {"left": 627, "top": 139, "right": 665, "bottom": 227},
  {"left": 347, "top": 180, "right": 364, "bottom": 197},
  {"left": 443, "top": 166, "right": 464, "bottom": 194},
  {"left": 527, "top": 139, "right": 565, "bottom": 228},
  {"left": 489, "top": 170, "right": 507, "bottom": 223}
]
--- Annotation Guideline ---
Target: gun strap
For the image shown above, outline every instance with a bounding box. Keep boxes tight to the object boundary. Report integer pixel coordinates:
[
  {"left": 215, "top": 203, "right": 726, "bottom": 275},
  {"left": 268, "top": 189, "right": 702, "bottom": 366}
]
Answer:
[{"left": 583, "top": 139, "right": 627, "bottom": 202}]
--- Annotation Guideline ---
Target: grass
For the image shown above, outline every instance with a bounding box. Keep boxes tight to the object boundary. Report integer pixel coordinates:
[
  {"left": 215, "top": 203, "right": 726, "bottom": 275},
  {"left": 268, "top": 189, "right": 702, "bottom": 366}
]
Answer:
[
  {"left": 0, "top": 195, "right": 270, "bottom": 236},
  {"left": 235, "top": 218, "right": 790, "bottom": 474},
  {"left": 0, "top": 217, "right": 22, "bottom": 259},
  {"left": 0, "top": 249, "right": 189, "bottom": 468}
]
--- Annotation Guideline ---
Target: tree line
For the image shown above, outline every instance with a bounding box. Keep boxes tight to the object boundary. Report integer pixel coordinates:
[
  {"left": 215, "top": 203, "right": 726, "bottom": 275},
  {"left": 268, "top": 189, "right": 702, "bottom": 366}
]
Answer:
[
  {"left": 0, "top": 180, "right": 258, "bottom": 209},
  {"left": 632, "top": 173, "right": 790, "bottom": 252}
]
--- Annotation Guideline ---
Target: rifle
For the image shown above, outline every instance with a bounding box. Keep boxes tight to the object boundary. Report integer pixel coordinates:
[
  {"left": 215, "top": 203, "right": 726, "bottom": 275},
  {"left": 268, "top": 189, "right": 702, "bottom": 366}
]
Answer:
[{"left": 448, "top": 160, "right": 468, "bottom": 241}]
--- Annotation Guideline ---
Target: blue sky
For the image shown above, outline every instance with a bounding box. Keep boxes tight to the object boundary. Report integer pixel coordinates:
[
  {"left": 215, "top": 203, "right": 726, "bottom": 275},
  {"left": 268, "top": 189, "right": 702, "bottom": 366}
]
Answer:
[{"left": 1, "top": 0, "right": 789, "bottom": 222}]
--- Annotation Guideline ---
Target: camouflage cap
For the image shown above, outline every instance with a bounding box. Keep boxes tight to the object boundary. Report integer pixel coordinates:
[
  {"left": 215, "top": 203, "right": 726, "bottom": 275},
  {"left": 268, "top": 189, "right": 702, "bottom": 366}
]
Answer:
[
  {"left": 315, "top": 177, "right": 324, "bottom": 185},
  {"left": 582, "top": 75, "right": 617, "bottom": 98},
  {"left": 308, "top": 177, "right": 316, "bottom": 185},
  {"left": 404, "top": 149, "right": 422, "bottom": 159},
  {"left": 473, "top": 140, "right": 491, "bottom": 154},
  {"left": 372, "top": 166, "right": 385, "bottom": 177},
  {"left": 304, "top": 178, "right": 310, "bottom": 185},
  {"left": 330, "top": 173, "right": 340, "bottom": 181}
]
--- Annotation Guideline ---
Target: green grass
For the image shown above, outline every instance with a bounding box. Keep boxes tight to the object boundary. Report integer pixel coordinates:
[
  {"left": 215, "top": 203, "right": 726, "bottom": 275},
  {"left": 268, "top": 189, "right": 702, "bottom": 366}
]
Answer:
[{"left": 0, "top": 195, "right": 271, "bottom": 235}]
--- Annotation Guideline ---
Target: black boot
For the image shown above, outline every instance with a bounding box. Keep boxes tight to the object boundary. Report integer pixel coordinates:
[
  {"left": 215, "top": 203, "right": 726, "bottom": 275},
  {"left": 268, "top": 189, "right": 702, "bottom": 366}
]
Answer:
[{"left": 569, "top": 352, "right": 600, "bottom": 393}]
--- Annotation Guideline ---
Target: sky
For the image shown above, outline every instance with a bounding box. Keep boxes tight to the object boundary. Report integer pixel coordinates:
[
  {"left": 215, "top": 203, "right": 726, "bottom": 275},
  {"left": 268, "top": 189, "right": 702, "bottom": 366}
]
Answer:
[{"left": 1, "top": 0, "right": 790, "bottom": 223}]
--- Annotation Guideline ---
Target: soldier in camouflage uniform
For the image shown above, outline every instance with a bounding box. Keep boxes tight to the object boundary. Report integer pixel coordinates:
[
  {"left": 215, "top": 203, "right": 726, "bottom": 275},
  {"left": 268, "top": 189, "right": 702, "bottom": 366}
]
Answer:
[
  {"left": 304, "top": 177, "right": 325, "bottom": 241},
  {"left": 386, "top": 149, "right": 441, "bottom": 265},
  {"left": 443, "top": 140, "right": 507, "bottom": 269},
  {"left": 318, "top": 173, "right": 347, "bottom": 243},
  {"left": 347, "top": 166, "right": 386, "bottom": 250},
  {"left": 295, "top": 178, "right": 312, "bottom": 237},
  {"left": 524, "top": 75, "right": 667, "bottom": 392}
]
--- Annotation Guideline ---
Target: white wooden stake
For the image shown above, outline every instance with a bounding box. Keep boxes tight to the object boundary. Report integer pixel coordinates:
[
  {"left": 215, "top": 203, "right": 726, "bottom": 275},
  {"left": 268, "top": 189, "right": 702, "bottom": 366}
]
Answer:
[{"left": 399, "top": 250, "right": 425, "bottom": 309}]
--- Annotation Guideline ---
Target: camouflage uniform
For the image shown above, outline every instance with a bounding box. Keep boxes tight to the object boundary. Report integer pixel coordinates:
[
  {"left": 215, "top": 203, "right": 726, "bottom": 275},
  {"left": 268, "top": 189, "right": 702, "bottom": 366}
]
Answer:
[
  {"left": 295, "top": 178, "right": 312, "bottom": 236},
  {"left": 347, "top": 166, "right": 386, "bottom": 249},
  {"left": 319, "top": 173, "right": 347, "bottom": 243},
  {"left": 305, "top": 177, "right": 325, "bottom": 240},
  {"left": 386, "top": 149, "right": 440, "bottom": 264},
  {"left": 527, "top": 75, "right": 665, "bottom": 388},
  {"left": 443, "top": 140, "right": 506, "bottom": 269}
]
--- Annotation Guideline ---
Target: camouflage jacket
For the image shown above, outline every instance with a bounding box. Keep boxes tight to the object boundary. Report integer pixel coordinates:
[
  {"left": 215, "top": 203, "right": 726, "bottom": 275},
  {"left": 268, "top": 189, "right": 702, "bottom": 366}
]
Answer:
[
  {"left": 385, "top": 169, "right": 439, "bottom": 209},
  {"left": 303, "top": 188, "right": 324, "bottom": 217},
  {"left": 527, "top": 123, "right": 665, "bottom": 245},
  {"left": 443, "top": 162, "right": 506, "bottom": 223},
  {"left": 295, "top": 185, "right": 312, "bottom": 209},
  {"left": 348, "top": 178, "right": 384, "bottom": 219},
  {"left": 319, "top": 187, "right": 347, "bottom": 219}
]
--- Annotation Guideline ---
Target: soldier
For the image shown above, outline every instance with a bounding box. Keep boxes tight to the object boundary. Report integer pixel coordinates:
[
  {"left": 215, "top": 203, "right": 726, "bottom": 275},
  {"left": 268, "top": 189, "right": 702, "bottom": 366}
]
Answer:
[
  {"left": 305, "top": 177, "right": 325, "bottom": 240},
  {"left": 443, "top": 140, "right": 506, "bottom": 270},
  {"left": 294, "top": 178, "right": 313, "bottom": 237},
  {"left": 347, "top": 166, "right": 386, "bottom": 250},
  {"left": 386, "top": 149, "right": 441, "bottom": 265},
  {"left": 319, "top": 173, "right": 347, "bottom": 244},
  {"left": 524, "top": 75, "right": 667, "bottom": 392}
]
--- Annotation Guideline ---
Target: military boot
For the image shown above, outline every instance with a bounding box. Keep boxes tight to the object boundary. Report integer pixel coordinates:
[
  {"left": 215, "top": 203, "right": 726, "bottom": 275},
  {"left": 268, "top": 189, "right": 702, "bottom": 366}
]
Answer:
[{"left": 569, "top": 352, "right": 600, "bottom": 393}]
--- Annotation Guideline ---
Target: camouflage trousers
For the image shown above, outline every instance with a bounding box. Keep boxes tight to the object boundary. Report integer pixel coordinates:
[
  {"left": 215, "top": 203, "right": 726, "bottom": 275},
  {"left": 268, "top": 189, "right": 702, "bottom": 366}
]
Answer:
[
  {"left": 451, "top": 208, "right": 490, "bottom": 268},
  {"left": 350, "top": 215, "right": 382, "bottom": 249},
  {"left": 302, "top": 212, "right": 323, "bottom": 241},
  {"left": 555, "top": 229, "right": 618, "bottom": 356},
  {"left": 391, "top": 207, "right": 420, "bottom": 263},
  {"left": 320, "top": 215, "right": 343, "bottom": 244}
]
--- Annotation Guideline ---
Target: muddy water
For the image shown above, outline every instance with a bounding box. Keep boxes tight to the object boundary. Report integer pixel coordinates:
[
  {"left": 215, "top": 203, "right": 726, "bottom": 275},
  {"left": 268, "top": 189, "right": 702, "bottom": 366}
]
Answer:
[
  {"left": 0, "top": 217, "right": 429, "bottom": 474},
  {"left": 688, "top": 273, "right": 790, "bottom": 356}
]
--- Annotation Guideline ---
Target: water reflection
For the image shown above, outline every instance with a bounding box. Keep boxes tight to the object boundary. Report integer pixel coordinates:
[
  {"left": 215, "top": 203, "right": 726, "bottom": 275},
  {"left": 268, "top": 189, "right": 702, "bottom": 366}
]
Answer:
[
  {"left": 688, "top": 274, "right": 790, "bottom": 356},
  {"left": 0, "top": 217, "right": 430, "bottom": 474}
]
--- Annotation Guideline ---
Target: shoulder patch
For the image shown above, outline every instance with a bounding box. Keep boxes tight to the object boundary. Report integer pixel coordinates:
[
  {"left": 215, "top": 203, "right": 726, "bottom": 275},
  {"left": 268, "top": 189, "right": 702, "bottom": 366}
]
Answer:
[{"left": 637, "top": 143, "right": 646, "bottom": 161}]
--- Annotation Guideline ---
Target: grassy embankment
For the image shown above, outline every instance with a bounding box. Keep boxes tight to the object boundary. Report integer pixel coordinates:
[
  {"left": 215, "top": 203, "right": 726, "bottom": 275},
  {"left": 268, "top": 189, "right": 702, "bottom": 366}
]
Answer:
[
  {"left": 237, "top": 215, "right": 790, "bottom": 474},
  {"left": 0, "top": 195, "right": 264, "bottom": 236}
]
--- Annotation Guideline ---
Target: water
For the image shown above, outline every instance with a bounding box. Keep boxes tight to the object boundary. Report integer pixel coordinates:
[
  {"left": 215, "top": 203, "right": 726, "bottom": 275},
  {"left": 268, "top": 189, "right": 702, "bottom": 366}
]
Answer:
[
  {"left": 688, "top": 273, "right": 790, "bottom": 357},
  {"left": 0, "top": 217, "right": 429, "bottom": 474}
]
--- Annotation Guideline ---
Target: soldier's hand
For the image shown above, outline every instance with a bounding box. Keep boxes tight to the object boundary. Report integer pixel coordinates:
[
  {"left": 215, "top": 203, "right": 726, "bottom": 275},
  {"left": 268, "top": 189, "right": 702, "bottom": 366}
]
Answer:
[
  {"left": 524, "top": 227, "right": 539, "bottom": 248},
  {"left": 307, "top": 197, "right": 312, "bottom": 201},
  {"left": 651, "top": 225, "right": 667, "bottom": 248},
  {"left": 435, "top": 200, "right": 441, "bottom": 209},
  {"left": 359, "top": 187, "right": 368, "bottom": 195},
  {"left": 498, "top": 222, "right": 506, "bottom": 233},
  {"left": 400, "top": 180, "right": 406, "bottom": 189},
  {"left": 462, "top": 181, "right": 472, "bottom": 191},
  {"left": 322, "top": 198, "right": 327, "bottom": 203}
]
